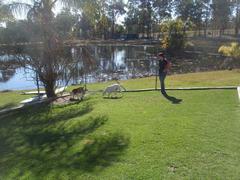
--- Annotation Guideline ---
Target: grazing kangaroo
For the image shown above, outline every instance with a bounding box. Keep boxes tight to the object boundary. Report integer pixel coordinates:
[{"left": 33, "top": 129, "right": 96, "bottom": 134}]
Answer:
[
  {"left": 71, "top": 87, "right": 87, "bottom": 100},
  {"left": 103, "top": 83, "right": 126, "bottom": 98}
]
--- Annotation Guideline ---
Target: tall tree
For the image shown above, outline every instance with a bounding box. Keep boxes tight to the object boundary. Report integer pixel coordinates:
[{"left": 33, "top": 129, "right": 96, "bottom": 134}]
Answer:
[
  {"left": 138, "top": 0, "right": 154, "bottom": 38},
  {"left": 125, "top": 0, "right": 141, "bottom": 34},
  {"left": 230, "top": 0, "right": 240, "bottom": 36},
  {"left": 106, "top": 0, "right": 126, "bottom": 38},
  {"left": 175, "top": 0, "right": 196, "bottom": 21},
  {"left": 201, "top": 0, "right": 212, "bottom": 37},
  {"left": 0, "top": 1, "right": 13, "bottom": 22},
  {"left": 54, "top": 8, "right": 78, "bottom": 39},
  {"left": 175, "top": 0, "right": 214, "bottom": 36},
  {"left": 212, "top": 0, "right": 231, "bottom": 36},
  {"left": 125, "top": 0, "right": 173, "bottom": 35},
  {"left": 6, "top": 0, "right": 87, "bottom": 98},
  {"left": 96, "top": 14, "right": 111, "bottom": 39},
  {"left": 153, "top": 0, "right": 172, "bottom": 22}
]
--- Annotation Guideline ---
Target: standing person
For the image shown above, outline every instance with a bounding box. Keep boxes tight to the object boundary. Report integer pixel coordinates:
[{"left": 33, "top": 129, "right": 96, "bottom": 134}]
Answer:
[{"left": 158, "top": 52, "right": 170, "bottom": 95}]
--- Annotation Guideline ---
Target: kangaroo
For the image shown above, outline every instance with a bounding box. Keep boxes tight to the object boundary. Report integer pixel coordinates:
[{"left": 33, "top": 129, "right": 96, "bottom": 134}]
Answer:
[
  {"left": 71, "top": 87, "right": 87, "bottom": 100},
  {"left": 103, "top": 83, "right": 126, "bottom": 98}
]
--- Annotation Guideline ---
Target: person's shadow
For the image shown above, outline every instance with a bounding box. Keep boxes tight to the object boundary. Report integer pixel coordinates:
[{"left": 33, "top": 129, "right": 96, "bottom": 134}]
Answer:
[{"left": 162, "top": 93, "right": 183, "bottom": 104}]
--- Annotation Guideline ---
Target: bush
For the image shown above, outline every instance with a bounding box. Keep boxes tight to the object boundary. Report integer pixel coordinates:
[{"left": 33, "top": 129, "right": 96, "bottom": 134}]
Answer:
[{"left": 218, "top": 42, "right": 240, "bottom": 58}]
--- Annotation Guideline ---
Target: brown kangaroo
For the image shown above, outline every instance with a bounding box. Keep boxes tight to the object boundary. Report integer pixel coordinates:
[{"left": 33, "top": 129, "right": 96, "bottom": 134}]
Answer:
[{"left": 71, "top": 87, "right": 87, "bottom": 100}]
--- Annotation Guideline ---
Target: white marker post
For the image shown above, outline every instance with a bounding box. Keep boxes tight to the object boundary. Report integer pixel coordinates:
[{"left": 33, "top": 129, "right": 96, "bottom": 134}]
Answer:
[{"left": 238, "top": 87, "right": 240, "bottom": 100}]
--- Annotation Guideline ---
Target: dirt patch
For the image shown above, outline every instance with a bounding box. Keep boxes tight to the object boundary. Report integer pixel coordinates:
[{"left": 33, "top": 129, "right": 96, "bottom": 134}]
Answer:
[{"left": 52, "top": 94, "right": 83, "bottom": 105}]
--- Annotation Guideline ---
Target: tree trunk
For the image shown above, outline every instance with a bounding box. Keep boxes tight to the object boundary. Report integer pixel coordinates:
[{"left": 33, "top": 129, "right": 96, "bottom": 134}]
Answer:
[
  {"left": 236, "top": 5, "right": 239, "bottom": 37},
  {"left": 204, "top": 28, "right": 207, "bottom": 38},
  {"left": 219, "top": 29, "right": 222, "bottom": 37},
  {"left": 45, "top": 80, "right": 56, "bottom": 98},
  {"left": 235, "top": 26, "right": 239, "bottom": 36}
]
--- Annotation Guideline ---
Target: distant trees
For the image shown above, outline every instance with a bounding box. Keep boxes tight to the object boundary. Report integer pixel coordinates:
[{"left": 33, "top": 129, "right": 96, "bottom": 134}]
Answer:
[
  {"left": 54, "top": 9, "right": 78, "bottom": 39},
  {"left": 125, "top": 0, "right": 173, "bottom": 37},
  {"left": 71, "top": 0, "right": 126, "bottom": 39},
  {"left": 230, "top": 0, "right": 240, "bottom": 36},
  {"left": 160, "top": 20, "right": 186, "bottom": 55},
  {"left": 0, "top": 2, "right": 13, "bottom": 22},
  {"left": 175, "top": 0, "right": 212, "bottom": 35},
  {"left": 212, "top": 0, "right": 231, "bottom": 36},
  {"left": 0, "top": 21, "right": 29, "bottom": 44},
  {"left": 201, "top": 0, "right": 212, "bottom": 37},
  {"left": 107, "top": 0, "right": 126, "bottom": 37},
  {"left": 96, "top": 14, "right": 111, "bottom": 39},
  {"left": 125, "top": 0, "right": 141, "bottom": 34},
  {"left": 1, "top": 0, "right": 240, "bottom": 41}
]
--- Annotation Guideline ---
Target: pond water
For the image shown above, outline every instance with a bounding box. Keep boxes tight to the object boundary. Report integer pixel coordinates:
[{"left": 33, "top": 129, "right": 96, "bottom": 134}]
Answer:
[
  {"left": 0, "top": 45, "right": 239, "bottom": 91},
  {"left": 0, "top": 68, "right": 38, "bottom": 91}
]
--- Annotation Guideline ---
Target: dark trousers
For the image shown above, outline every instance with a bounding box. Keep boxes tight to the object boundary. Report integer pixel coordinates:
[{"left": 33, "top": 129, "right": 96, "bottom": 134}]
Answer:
[{"left": 159, "top": 72, "right": 167, "bottom": 95}]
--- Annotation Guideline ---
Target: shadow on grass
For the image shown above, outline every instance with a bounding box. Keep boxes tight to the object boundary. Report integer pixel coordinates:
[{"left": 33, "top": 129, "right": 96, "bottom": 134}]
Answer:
[
  {"left": 24, "top": 115, "right": 107, "bottom": 146},
  {"left": 0, "top": 100, "right": 129, "bottom": 178},
  {"left": 163, "top": 93, "right": 183, "bottom": 104},
  {"left": 103, "top": 96, "right": 123, "bottom": 100},
  {"left": 75, "top": 132, "right": 130, "bottom": 171},
  {"left": 0, "top": 103, "right": 18, "bottom": 111}
]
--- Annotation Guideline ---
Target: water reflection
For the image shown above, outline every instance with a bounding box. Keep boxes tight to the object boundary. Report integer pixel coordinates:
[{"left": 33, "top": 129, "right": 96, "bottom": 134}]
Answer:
[{"left": 0, "top": 68, "right": 38, "bottom": 90}]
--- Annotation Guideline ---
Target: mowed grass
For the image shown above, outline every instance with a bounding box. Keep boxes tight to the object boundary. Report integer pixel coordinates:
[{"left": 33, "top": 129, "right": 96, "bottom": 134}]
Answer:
[
  {"left": 71, "top": 69, "right": 240, "bottom": 91},
  {"left": 0, "top": 70, "right": 240, "bottom": 179},
  {"left": 0, "top": 89, "right": 240, "bottom": 179}
]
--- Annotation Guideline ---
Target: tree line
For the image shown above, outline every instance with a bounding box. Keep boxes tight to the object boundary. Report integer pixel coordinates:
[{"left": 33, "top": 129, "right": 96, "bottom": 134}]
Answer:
[{"left": 1, "top": 0, "right": 240, "bottom": 41}]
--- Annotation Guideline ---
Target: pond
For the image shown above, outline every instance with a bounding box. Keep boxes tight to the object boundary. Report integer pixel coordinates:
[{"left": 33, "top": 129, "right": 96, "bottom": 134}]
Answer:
[
  {"left": 0, "top": 45, "right": 239, "bottom": 91},
  {"left": 0, "top": 68, "right": 37, "bottom": 91}
]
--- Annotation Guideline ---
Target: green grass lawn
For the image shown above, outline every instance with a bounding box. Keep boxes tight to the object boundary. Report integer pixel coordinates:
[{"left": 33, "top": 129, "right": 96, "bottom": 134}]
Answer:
[
  {"left": 71, "top": 69, "right": 240, "bottom": 91},
  {"left": 0, "top": 70, "right": 240, "bottom": 179}
]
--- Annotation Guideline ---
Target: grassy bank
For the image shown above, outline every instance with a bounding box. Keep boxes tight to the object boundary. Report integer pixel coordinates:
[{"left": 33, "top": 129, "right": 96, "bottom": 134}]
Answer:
[
  {"left": 0, "top": 70, "right": 240, "bottom": 179},
  {"left": 1, "top": 70, "right": 239, "bottom": 110}
]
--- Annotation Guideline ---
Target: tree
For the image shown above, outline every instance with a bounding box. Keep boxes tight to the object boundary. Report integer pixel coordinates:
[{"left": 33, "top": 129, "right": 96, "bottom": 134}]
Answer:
[
  {"left": 125, "top": 0, "right": 141, "bottom": 34},
  {"left": 125, "top": 0, "right": 173, "bottom": 36},
  {"left": 77, "top": 12, "right": 94, "bottom": 39},
  {"left": 174, "top": 0, "right": 215, "bottom": 37},
  {"left": 138, "top": 0, "right": 154, "bottom": 38},
  {"left": 106, "top": 0, "right": 126, "bottom": 37},
  {"left": 160, "top": 19, "right": 186, "bottom": 55},
  {"left": 230, "top": 0, "right": 240, "bottom": 36},
  {"left": 6, "top": 0, "right": 88, "bottom": 98},
  {"left": 201, "top": 0, "right": 212, "bottom": 37},
  {"left": 96, "top": 14, "right": 111, "bottom": 39},
  {"left": 212, "top": 0, "right": 231, "bottom": 36},
  {"left": 0, "top": 1, "right": 14, "bottom": 22},
  {"left": 153, "top": 0, "right": 173, "bottom": 22},
  {"left": 54, "top": 8, "right": 78, "bottom": 39},
  {"left": 0, "top": 20, "right": 30, "bottom": 44},
  {"left": 175, "top": 0, "right": 195, "bottom": 22}
]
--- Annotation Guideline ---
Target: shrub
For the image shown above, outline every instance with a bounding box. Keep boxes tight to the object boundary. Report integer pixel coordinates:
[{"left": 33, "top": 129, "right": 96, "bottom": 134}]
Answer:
[{"left": 218, "top": 42, "right": 240, "bottom": 58}]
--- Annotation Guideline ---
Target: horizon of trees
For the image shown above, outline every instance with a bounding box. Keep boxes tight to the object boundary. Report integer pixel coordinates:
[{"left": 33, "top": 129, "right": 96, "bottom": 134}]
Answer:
[{"left": 0, "top": 0, "right": 239, "bottom": 41}]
